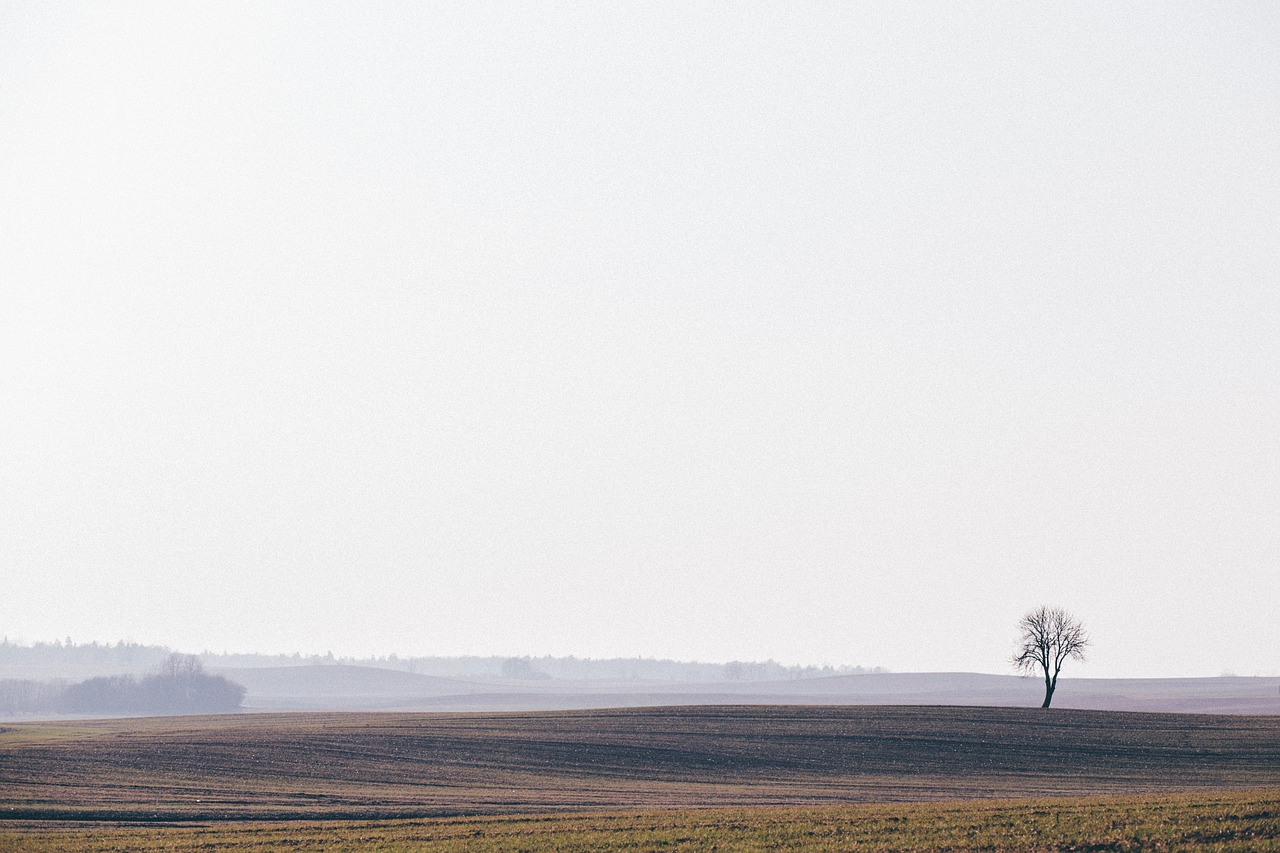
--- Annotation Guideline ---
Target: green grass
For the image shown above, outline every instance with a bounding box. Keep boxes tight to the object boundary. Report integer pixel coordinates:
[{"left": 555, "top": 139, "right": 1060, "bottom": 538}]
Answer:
[
  {"left": 2, "top": 790, "right": 1278, "bottom": 851},
  {"left": 0, "top": 723, "right": 101, "bottom": 746}
]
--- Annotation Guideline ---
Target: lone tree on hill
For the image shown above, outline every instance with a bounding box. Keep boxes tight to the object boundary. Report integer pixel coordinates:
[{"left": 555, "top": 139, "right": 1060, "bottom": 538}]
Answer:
[{"left": 1013, "top": 605, "right": 1089, "bottom": 708}]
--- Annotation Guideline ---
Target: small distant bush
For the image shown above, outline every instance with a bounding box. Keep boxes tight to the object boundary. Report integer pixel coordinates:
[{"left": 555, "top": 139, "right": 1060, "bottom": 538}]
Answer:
[{"left": 501, "top": 657, "right": 550, "bottom": 680}]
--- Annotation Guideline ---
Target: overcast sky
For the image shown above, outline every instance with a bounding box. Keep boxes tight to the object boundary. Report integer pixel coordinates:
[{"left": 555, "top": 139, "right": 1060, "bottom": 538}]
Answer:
[{"left": 2, "top": 2, "right": 1277, "bottom": 678}]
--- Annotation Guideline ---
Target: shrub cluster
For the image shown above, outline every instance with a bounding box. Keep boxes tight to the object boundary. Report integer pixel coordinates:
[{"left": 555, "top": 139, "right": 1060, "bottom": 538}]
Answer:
[{"left": 0, "top": 654, "right": 245, "bottom": 716}]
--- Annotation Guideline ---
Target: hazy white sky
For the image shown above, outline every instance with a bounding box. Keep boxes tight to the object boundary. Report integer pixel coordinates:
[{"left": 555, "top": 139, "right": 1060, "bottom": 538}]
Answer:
[{"left": 2, "top": 2, "right": 1277, "bottom": 678}]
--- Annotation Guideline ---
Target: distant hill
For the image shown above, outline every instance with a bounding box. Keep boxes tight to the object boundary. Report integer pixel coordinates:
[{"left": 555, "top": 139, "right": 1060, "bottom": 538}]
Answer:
[
  {"left": 5, "top": 640, "right": 1277, "bottom": 718},
  {"left": 210, "top": 664, "right": 1280, "bottom": 716},
  {"left": 212, "top": 665, "right": 505, "bottom": 711}
]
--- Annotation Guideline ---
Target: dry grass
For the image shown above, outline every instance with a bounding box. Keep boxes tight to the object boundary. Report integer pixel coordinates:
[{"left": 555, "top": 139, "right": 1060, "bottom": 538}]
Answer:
[{"left": 2, "top": 790, "right": 1279, "bottom": 851}]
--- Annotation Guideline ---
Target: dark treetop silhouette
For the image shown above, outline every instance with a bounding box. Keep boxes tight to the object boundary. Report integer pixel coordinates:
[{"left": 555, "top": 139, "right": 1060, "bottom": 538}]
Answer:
[{"left": 1013, "top": 606, "right": 1089, "bottom": 708}]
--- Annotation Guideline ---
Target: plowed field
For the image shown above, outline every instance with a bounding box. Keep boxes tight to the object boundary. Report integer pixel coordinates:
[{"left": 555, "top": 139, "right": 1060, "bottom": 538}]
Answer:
[{"left": 3, "top": 705, "right": 1279, "bottom": 822}]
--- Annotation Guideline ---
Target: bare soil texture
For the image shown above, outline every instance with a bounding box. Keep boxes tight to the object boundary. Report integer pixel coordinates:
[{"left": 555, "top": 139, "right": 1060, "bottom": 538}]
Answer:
[{"left": 2, "top": 705, "right": 1279, "bottom": 822}]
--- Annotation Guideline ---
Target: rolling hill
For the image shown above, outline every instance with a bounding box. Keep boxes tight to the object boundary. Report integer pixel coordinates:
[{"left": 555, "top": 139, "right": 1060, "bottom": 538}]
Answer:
[
  {"left": 3, "top": 705, "right": 1279, "bottom": 821},
  {"left": 208, "top": 664, "right": 1280, "bottom": 715}
]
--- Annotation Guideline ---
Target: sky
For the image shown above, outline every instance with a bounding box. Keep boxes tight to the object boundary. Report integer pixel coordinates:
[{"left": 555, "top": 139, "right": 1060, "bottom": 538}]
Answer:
[{"left": 2, "top": 2, "right": 1277, "bottom": 678}]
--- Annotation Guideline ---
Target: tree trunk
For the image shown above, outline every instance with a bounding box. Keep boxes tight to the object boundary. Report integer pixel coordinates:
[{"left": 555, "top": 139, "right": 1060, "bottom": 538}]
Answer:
[{"left": 1041, "top": 680, "right": 1055, "bottom": 708}]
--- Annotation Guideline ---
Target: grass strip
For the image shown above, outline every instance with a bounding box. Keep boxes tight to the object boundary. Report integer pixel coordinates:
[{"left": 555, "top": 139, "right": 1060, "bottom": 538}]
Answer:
[{"left": 2, "top": 789, "right": 1278, "bottom": 851}]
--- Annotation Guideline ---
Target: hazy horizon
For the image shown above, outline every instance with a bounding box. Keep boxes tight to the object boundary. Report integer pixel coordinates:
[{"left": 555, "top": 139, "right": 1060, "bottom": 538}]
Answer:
[
  {"left": 3, "top": 2, "right": 1277, "bottom": 679},
  {"left": 0, "top": 635, "right": 886, "bottom": 676},
  {"left": 5, "top": 635, "right": 1275, "bottom": 681}
]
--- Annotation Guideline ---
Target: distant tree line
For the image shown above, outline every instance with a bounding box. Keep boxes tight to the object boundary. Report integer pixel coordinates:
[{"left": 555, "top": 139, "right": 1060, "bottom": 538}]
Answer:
[
  {"left": 297, "top": 653, "right": 881, "bottom": 682},
  {"left": 1, "top": 638, "right": 886, "bottom": 683},
  {"left": 0, "top": 637, "right": 172, "bottom": 670},
  {"left": 0, "top": 678, "right": 64, "bottom": 716},
  {"left": 402, "top": 654, "right": 885, "bottom": 682},
  {"left": 0, "top": 654, "right": 245, "bottom": 717},
  {"left": 198, "top": 652, "right": 884, "bottom": 682}
]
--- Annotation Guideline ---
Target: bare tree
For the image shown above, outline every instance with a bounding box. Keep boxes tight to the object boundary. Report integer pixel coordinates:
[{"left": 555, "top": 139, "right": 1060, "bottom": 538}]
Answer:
[
  {"left": 159, "top": 653, "right": 203, "bottom": 679},
  {"left": 1013, "top": 606, "right": 1089, "bottom": 708}
]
